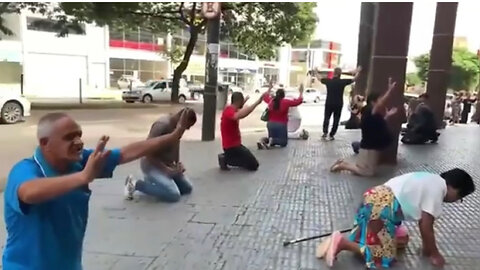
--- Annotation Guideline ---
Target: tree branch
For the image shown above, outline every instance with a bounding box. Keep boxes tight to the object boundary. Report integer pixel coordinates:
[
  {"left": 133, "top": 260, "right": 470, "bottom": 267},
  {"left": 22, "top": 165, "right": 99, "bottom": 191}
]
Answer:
[
  {"left": 128, "top": 11, "right": 180, "bottom": 21},
  {"left": 179, "top": 2, "right": 189, "bottom": 24}
]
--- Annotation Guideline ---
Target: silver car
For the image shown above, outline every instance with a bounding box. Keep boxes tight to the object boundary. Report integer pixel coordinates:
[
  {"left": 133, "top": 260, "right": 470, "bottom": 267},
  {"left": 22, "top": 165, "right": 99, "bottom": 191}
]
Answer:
[{"left": 122, "top": 80, "right": 190, "bottom": 103}]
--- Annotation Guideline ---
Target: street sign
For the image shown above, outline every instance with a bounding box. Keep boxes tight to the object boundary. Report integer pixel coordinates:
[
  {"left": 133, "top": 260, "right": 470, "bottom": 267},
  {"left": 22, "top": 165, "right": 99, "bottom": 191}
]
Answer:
[{"left": 202, "top": 2, "right": 221, "bottom": 19}]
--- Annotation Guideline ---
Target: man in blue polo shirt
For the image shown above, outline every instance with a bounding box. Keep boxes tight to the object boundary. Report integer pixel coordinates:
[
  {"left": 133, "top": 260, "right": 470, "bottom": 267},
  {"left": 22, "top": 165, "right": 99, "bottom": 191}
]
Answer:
[{"left": 3, "top": 109, "right": 196, "bottom": 270}]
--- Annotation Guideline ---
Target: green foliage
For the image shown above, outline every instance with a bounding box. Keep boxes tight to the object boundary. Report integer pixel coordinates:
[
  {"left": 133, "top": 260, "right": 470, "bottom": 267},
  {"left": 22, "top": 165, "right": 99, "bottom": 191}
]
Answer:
[
  {"left": 0, "top": 2, "right": 51, "bottom": 38},
  {"left": 22, "top": 2, "right": 316, "bottom": 102},
  {"left": 166, "top": 46, "right": 186, "bottom": 65},
  {"left": 413, "top": 48, "right": 480, "bottom": 91},
  {"left": 406, "top": 72, "right": 421, "bottom": 86}
]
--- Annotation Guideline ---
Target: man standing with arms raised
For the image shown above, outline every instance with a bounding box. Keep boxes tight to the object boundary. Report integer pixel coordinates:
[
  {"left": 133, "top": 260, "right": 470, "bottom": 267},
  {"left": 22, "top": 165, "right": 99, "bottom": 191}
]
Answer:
[
  {"left": 320, "top": 66, "right": 361, "bottom": 140},
  {"left": 3, "top": 109, "right": 193, "bottom": 269}
]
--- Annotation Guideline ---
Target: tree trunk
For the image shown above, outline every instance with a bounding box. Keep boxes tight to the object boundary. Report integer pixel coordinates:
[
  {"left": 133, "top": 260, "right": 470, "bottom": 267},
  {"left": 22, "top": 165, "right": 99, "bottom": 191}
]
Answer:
[{"left": 171, "top": 27, "right": 199, "bottom": 103}]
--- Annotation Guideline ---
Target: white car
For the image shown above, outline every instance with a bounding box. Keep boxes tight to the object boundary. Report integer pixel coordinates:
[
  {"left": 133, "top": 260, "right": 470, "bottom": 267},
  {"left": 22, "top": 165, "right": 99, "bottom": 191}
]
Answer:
[
  {"left": 117, "top": 76, "right": 144, "bottom": 90},
  {"left": 0, "top": 94, "right": 31, "bottom": 124},
  {"left": 122, "top": 80, "right": 191, "bottom": 103}
]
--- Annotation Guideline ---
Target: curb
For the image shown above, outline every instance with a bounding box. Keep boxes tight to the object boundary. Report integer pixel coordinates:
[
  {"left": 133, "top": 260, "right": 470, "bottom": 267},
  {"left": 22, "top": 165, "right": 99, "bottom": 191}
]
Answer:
[{"left": 31, "top": 102, "right": 176, "bottom": 110}]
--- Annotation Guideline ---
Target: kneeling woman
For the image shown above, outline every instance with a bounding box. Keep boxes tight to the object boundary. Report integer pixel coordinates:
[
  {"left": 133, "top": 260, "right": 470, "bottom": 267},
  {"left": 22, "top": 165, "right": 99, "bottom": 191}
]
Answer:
[
  {"left": 258, "top": 85, "right": 303, "bottom": 149},
  {"left": 330, "top": 78, "right": 399, "bottom": 177},
  {"left": 318, "top": 169, "right": 475, "bottom": 269}
]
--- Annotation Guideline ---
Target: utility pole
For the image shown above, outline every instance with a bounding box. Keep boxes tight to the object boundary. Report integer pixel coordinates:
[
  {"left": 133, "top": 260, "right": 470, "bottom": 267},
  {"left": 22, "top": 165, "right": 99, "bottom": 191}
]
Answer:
[{"left": 201, "top": 2, "right": 221, "bottom": 141}]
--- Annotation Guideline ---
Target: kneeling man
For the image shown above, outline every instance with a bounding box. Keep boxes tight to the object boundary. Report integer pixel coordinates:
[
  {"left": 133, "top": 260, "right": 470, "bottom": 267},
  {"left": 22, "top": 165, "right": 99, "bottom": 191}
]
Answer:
[{"left": 125, "top": 108, "right": 197, "bottom": 202}]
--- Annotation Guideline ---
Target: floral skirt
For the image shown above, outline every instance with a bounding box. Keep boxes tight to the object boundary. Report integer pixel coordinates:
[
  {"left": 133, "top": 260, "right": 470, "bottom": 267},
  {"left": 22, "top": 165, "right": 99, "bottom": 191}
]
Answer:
[{"left": 349, "top": 185, "right": 404, "bottom": 269}]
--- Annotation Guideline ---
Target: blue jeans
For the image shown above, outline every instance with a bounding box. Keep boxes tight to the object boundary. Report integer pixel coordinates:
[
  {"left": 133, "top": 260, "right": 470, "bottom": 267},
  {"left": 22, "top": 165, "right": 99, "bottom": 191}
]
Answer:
[
  {"left": 267, "top": 121, "right": 288, "bottom": 147},
  {"left": 136, "top": 168, "right": 193, "bottom": 202}
]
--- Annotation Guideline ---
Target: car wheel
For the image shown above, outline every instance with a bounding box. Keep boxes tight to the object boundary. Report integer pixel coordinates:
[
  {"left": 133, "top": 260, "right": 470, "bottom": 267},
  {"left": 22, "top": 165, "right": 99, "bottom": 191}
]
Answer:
[
  {"left": 1, "top": 101, "right": 23, "bottom": 124},
  {"left": 178, "top": 95, "right": 187, "bottom": 103},
  {"left": 126, "top": 101, "right": 134, "bottom": 103},
  {"left": 142, "top": 94, "right": 153, "bottom": 103},
  {"left": 314, "top": 97, "right": 320, "bottom": 103},
  {"left": 255, "top": 89, "right": 260, "bottom": 93}
]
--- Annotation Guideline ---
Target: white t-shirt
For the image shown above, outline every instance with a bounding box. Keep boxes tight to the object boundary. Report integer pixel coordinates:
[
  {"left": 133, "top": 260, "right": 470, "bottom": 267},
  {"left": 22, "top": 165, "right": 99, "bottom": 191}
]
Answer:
[{"left": 384, "top": 172, "right": 447, "bottom": 221}]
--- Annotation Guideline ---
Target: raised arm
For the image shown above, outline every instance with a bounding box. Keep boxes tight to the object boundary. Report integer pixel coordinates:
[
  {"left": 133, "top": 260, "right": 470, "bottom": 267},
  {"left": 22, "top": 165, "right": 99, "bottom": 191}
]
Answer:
[
  {"left": 17, "top": 136, "right": 112, "bottom": 205},
  {"left": 119, "top": 110, "right": 191, "bottom": 164},
  {"left": 372, "top": 77, "right": 397, "bottom": 115},
  {"left": 287, "top": 83, "right": 304, "bottom": 107},
  {"left": 352, "top": 66, "right": 362, "bottom": 82},
  {"left": 234, "top": 93, "right": 265, "bottom": 120}
]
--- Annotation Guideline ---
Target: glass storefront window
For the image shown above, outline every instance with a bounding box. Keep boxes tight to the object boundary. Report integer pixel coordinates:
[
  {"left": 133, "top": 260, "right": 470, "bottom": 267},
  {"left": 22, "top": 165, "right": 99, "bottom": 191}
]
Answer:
[
  {"left": 140, "top": 60, "right": 154, "bottom": 71},
  {"left": 110, "top": 58, "right": 124, "bottom": 70},
  {"left": 228, "top": 45, "right": 238, "bottom": 59},
  {"left": 125, "top": 59, "right": 139, "bottom": 70},
  {"left": 139, "top": 31, "right": 153, "bottom": 43},
  {"left": 124, "top": 29, "right": 139, "bottom": 42},
  {"left": 139, "top": 71, "right": 154, "bottom": 82}
]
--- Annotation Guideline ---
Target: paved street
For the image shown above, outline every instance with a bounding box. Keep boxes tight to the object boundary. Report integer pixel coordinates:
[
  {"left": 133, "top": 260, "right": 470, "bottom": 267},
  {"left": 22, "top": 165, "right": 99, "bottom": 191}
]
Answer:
[
  {"left": 1, "top": 99, "right": 480, "bottom": 269},
  {"left": 1, "top": 125, "right": 479, "bottom": 270},
  {"left": 0, "top": 99, "right": 342, "bottom": 187}
]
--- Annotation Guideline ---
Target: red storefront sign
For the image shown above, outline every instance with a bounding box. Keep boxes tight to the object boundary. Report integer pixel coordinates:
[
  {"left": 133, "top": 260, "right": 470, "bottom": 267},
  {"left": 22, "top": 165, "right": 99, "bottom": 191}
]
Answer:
[{"left": 109, "top": 39, "right": 164, "bottom": 52}]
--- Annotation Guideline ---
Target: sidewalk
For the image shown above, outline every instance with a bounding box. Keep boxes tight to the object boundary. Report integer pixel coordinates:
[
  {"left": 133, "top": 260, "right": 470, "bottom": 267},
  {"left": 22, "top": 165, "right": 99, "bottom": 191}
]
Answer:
[{"left": 0, "top": 127, "right": 479, "bottom": 269}]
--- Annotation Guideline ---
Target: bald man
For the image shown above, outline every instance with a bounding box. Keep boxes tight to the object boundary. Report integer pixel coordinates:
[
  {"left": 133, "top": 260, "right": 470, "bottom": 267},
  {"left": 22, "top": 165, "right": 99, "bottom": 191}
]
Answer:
[{"left": 3, "top": 110, "right": 193, "bottom": 270}]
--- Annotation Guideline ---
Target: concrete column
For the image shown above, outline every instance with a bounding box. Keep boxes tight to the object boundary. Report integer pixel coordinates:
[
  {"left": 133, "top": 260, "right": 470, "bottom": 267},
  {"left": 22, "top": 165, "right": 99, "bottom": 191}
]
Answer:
[
  {"left": 367, "top": 2, "right": 413, "bottom": 164},
  {"left": 425, "top": 2, "right": 458, "bottom": 127},
  {"left": 355, "top": 2, "right": 376, "bottom": 96}
]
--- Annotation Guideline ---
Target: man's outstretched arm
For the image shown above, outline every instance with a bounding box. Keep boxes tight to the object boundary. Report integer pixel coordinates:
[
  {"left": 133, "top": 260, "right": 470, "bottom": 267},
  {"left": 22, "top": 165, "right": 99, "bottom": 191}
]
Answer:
[
  {"left": 119, "top": 110, "right": 191, "bottom": 164},
  {"left": 234, "top": 93, "right": 266, "bottom": 120}
]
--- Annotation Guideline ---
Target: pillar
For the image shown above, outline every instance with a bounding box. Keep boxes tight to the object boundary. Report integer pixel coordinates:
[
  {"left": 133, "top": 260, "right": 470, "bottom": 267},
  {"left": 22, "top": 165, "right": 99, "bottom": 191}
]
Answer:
[
  {"left": 425, "top": 3, "right": 458, "bottom": 127},
  {"left": 367, "top": 2, "right": 413, "bottom": 165},
  {"left": 355, "top": 2, "right": 376, "bottom": 96}
]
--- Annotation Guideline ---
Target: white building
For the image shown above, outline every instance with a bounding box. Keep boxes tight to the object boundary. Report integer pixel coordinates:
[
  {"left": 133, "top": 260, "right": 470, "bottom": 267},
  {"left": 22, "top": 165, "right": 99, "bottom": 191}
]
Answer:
[
  {"left": 1, "top": 12, "right": 110, "bottom": 98},
  {"left": 0, "top": 13, "right": 343, "bottom": 98}
]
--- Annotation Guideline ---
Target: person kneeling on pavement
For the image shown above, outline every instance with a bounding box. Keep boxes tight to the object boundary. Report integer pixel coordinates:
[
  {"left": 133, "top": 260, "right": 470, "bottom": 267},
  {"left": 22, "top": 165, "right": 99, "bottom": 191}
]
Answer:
[
  {"left": 124, "top": 108, "right": 197, "bottom": 202},
  {"left": 401, "top": 93, "right": 439, "bottom": 144},
  {"left": 331, "top": 77, "right": 399, "bottom": 177},
  {"left": 317, "top": 168, "right": 475, "bottom": 269},
  {"left": 218, "top": 92, "right": 266, "bottom": 171}
]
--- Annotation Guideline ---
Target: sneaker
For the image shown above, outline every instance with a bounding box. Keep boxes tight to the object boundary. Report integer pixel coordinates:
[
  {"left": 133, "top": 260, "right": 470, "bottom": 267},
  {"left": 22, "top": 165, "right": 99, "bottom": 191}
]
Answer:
[
  {"left": 328, "top": 135, "right": 335, "bottom": 141},
  {"left": 218, "top": 153, "right": 230, "bottom": 171},
  {"left": 124, "top": 175, "right": 136, "bottom": 200},
  {"left": 321, "top": 133, "right": 327, "bottom": 140}
]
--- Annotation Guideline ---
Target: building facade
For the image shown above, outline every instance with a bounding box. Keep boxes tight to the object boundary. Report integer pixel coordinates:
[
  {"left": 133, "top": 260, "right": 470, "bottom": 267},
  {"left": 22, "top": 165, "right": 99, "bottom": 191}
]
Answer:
[{"left": 0, "top": 12, "right": 343, "bottom": 97}]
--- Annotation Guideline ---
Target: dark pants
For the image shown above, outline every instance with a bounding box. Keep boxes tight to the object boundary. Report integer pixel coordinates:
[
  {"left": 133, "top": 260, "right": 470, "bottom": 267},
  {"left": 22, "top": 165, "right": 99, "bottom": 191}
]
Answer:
[
  {"left": 323, "top": 104, "right": 343, "bottom": 136},
  {"left": 224, "top": 145, "right": 259, "bottom": 171},
  {"left": 267, "top": 121, "right": 288, "bottom": 147}
]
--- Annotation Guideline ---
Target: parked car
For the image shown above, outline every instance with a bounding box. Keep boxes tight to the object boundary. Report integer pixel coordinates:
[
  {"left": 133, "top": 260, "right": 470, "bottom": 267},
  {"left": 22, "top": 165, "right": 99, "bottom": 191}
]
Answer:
[
  {"left": 0, "top": 94, "right": 31, "bottom": 124},
  {"left": 187, "top": 81, "right": 204, "bottom": 99},
  {"left": 117, "top": 75, "right": 144, "bottom": 90},
  {"left": 122, "top": 80, "right": 191, "bottom": 103}
]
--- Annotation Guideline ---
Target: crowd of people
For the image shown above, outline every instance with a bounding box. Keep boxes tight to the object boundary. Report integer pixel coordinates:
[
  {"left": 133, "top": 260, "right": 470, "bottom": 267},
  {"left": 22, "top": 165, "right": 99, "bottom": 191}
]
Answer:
[{"left": 2, "top": 68, "right": 477, "bottom": 269}]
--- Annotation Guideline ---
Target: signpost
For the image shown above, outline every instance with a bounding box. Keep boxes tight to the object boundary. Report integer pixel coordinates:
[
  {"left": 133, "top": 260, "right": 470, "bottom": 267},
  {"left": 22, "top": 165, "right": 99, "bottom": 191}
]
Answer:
[{"left": 201, "top": 2, "right": 221, "bottom": 141}]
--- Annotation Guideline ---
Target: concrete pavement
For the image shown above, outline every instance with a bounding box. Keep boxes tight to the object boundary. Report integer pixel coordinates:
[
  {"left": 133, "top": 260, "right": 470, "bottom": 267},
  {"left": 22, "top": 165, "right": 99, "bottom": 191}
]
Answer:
[
  {"left": 0, "top": 125, "right": 479, "bottom": 269},
  {"left": 0, "top": 102, "right": 335, "bottom": 188}
]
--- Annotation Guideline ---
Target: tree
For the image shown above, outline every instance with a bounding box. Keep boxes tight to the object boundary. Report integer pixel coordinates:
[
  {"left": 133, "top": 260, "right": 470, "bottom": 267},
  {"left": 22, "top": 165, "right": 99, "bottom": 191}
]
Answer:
[
  {"left": 406, "top": 72, "right": 421, "bottom": 86},
  {"left": 0, "top": 3, "right": 84, "bottom": 39},
  {"left": 413, "top": 48, "right": 480, "bottom": 91},
  {"left": 57, "top": 2, "right": 317, "bottom": 102}
]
